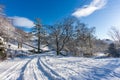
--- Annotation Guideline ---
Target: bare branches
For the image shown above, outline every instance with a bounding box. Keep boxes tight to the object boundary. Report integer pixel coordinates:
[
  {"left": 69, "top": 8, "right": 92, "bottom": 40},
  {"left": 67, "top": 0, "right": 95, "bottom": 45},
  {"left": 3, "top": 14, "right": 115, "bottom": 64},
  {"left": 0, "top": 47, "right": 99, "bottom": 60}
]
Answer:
[
  {"left": 49, "top": 17, "right": 75, "bottom": 55},
  {"left": 108, "top": 27, "right": 120, "bottom": 46}
]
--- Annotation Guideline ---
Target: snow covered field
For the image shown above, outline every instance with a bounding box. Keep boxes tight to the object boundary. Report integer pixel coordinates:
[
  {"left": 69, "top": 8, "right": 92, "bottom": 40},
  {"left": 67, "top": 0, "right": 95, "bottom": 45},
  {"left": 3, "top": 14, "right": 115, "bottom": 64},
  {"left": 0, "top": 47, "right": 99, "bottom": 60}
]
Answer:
[{"left": 0, "top": 52, "right": 120, "bottom": 80}]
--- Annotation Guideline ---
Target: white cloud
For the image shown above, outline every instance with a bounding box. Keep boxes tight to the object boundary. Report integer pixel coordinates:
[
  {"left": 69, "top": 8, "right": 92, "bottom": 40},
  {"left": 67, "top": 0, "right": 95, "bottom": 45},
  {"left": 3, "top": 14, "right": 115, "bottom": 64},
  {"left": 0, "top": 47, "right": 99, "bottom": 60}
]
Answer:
[
  {"left": 72, "top": 0, "right": 107, "bottom": 18},
  {"left": 11, "top": 16, "right": 35, "bottom": 28}
]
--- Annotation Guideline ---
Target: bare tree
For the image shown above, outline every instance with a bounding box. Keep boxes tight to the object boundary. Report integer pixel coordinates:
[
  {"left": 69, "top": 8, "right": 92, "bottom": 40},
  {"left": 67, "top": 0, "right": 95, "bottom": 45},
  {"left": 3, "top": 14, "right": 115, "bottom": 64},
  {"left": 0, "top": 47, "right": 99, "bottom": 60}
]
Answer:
[
  {"left": 49, "top": 18, "right": 75, "bottom": 55},
  {"left": 74, "top": 21, "right": 96, "bottom": 56},
  {"left": 108, "top": 27, "right": 120, "bottom": 46},
  {"left": 0, "top": 5, "right": 15, "bottom": 42}
]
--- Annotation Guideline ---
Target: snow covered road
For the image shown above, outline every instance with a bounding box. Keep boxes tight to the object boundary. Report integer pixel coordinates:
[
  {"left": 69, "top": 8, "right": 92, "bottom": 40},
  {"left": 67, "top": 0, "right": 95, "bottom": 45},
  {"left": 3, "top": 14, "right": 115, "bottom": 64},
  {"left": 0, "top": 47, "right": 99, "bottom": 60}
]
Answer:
[{"left": 0, "top": 53, "right": 120, "bottom": 80}]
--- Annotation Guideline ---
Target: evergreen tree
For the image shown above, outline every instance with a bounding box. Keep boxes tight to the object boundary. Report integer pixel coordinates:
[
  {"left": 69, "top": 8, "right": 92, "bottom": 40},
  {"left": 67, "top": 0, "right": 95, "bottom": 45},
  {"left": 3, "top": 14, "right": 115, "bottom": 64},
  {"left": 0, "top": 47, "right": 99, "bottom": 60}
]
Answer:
[
  {"left": 108, "top": 43, "right": 119, "bottom": 57},
  {"left": 32, "top": 18, "right": 44, "bottom": 53}
]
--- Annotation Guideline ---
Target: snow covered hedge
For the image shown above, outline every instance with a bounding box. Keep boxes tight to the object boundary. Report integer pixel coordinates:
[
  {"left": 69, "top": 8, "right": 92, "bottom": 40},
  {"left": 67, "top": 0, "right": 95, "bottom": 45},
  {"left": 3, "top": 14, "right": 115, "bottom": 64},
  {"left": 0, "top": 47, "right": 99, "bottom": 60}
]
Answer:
[{"left": 0, "top": 37, "right": 7, "bottom": 60}]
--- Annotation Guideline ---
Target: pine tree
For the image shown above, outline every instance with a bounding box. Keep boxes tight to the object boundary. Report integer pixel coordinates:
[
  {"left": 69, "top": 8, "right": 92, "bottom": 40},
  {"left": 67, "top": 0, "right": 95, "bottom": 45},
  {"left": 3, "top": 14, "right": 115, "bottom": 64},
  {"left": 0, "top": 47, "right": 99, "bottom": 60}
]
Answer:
[{"left": 32, "top": 18, "right": 44, "bottom": 53}]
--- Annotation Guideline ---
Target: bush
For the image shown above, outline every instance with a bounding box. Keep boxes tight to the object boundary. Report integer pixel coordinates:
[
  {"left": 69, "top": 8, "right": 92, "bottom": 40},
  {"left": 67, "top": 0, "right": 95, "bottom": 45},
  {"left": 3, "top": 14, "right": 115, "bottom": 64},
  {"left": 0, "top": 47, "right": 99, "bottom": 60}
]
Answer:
[
  {"left": 0, "top": 37, "right": 7, "bottom": 60},
  {"left": 108, "top": 43, "right": 119, "bottom": 57}
]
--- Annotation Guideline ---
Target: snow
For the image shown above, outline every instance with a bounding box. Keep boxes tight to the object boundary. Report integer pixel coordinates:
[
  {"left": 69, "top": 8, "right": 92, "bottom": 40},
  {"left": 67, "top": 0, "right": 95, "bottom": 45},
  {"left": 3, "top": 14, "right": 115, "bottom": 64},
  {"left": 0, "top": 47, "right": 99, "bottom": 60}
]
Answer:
[
  {"left": 102, "top": 39, "right": 113, "bottom": 45},
  {"left": 0, "top": 52, "right": 120, "bottom": 80},
  {"left": 94, "top": 52, "right": 108, "bottom": 58},
  {"left": 41, "top": 45, "right": 50, "bottom": 51}
]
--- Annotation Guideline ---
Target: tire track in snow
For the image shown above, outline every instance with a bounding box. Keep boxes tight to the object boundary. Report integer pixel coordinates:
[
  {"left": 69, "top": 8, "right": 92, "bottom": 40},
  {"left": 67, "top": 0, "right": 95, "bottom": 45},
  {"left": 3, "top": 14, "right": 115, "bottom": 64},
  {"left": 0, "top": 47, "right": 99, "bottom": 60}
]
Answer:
[
  {"left": 0, "top": 58, "right": 31, "bottom": 80},
  {"left": 41, "top": 56, "right": 90, "bottom": 80},
  {"left": 32, "top": 57, "right": 48, "bottom": 80},
  {"left": 17, "top": 57, "right": 35, "bottom": 80},
  {"left": 23, "top": 57, "right": 48, "bottom": 80},
  {"left": 0, "top": 62, "right": 21, "bottom": 80},
  {"left": 39, "top": 57, "right": 65, "bottom": 80}
]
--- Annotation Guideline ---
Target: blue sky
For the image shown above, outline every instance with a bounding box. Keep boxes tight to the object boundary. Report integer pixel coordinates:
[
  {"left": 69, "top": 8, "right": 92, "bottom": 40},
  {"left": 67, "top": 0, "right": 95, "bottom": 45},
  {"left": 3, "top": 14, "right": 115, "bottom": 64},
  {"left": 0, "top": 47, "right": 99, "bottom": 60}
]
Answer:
[{"left": 0, "top": 0, "right": 120, "bottom": 39}]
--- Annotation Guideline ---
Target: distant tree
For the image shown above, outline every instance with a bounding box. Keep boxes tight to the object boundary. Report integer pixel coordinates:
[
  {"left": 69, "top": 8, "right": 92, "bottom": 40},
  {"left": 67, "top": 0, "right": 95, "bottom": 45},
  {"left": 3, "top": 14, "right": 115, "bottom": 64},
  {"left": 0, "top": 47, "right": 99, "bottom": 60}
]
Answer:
[
  {"left": 94, "top": 39, "right": 108, "bottom": 52},
  {"left": 75, "top": 21, "right": 95, "bottom": 56}
]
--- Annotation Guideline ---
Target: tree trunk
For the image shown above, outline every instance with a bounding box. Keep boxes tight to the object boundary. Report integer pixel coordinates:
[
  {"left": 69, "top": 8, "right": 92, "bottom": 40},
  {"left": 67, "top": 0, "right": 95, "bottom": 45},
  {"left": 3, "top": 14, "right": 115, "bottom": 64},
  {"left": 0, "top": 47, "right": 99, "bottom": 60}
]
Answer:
[
  {"left": 18, "top": 43, "right": 20, "bottom": 48},
  {"left": 57, "top": 50, "right": 60, "bottom": 55},
  {"left": 56, "top": 37, "right": 60, "bottom": 55},
  {"left": 18, "top": 42, "right": 22, "bottom": 49},
  {"left": 38, "top": 36, "right": 41, "bottom": 53}
]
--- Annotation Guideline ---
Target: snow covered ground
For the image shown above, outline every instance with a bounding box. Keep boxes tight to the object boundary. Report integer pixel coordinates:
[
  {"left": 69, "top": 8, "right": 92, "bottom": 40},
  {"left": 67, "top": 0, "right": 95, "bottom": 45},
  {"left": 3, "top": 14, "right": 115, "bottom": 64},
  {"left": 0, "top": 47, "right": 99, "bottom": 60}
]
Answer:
[{"left": 0, "top": 52, "right": 120, "bottom": 80}]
